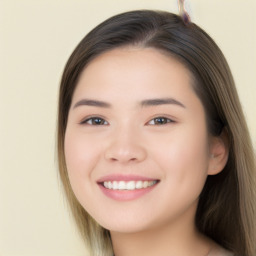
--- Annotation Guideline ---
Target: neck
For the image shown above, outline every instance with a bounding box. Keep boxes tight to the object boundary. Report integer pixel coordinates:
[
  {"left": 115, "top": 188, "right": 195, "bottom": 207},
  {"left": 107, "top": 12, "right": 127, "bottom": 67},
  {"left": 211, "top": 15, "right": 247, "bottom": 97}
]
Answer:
[{"left": 110, "top": 208, "right": 211, "bottom": 256}]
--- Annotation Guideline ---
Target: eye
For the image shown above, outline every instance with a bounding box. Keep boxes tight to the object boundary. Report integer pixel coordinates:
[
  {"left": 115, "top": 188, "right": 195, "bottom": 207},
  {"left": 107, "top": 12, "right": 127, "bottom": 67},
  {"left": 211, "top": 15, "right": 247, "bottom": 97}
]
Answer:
[
  {"left": 80, "top": 117, "right": 108, "bottom": 125},
  {"left": 147, "top": 117, "right": 175, "bottom": 125}
]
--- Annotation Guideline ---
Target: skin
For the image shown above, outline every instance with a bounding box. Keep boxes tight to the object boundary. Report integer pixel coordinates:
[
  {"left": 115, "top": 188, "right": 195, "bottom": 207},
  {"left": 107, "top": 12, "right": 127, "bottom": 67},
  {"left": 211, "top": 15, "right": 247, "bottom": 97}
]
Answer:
[{"left": 64, "top": 47, "right": 228, "bottom": 256}]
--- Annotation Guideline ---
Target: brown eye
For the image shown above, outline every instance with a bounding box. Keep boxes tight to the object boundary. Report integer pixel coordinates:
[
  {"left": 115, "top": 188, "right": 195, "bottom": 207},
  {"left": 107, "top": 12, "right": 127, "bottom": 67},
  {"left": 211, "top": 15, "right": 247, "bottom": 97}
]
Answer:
[
  {"left": 147, "top": 117, "right": 174, "bottom": 125},
  {"left": 81, "top": 117, "right": 108, "bottom": 125}
]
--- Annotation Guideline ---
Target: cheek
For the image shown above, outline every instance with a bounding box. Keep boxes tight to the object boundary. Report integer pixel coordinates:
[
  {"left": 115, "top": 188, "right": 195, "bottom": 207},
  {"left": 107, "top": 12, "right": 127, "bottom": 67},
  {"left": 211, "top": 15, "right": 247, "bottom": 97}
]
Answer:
[
  {"left": 151, "top": 125, "right": 210, "bottom": 193},
  {"left": 64, "top": 130, "right": 100, "bottom": 187},
  {"left": 64, "top": 130, "right": 104, "bottom": 216}
]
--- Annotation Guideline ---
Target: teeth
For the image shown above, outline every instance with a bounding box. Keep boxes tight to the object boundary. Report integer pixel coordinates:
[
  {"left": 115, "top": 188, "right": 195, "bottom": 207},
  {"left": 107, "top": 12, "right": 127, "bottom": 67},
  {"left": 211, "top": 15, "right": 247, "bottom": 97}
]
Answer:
[
  {"left": 103, "top": 180, "right": 157, "bottom": 190},
  {"left": 143, "top": 181, "right": 149, "bottom": 188},
  {"left": 127, "top": 181, "right": 135, "bottom": 190},
  {"left": 113, "top": 181, "right": 118, "bottom": 190},
  {"left": 135, "top": 180, "right": 143, "bottom": 189}
]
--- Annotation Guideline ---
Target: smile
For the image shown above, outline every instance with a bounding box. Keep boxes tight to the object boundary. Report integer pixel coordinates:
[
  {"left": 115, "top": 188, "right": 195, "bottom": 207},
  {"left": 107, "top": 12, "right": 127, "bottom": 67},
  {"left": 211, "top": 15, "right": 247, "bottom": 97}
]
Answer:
[
  {"left": 97, "top": 175, "right": 159, "bottom": 201},
  {"left": 103, "top": 180, "right": 157, "bottom": 190}
]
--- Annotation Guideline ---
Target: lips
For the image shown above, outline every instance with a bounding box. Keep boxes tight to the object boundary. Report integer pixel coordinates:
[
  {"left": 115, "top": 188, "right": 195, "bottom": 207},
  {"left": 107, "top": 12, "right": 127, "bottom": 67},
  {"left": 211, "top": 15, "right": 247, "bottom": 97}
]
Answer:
[{"left": 97, "top": 175, "right": 159, "bottom": 201}]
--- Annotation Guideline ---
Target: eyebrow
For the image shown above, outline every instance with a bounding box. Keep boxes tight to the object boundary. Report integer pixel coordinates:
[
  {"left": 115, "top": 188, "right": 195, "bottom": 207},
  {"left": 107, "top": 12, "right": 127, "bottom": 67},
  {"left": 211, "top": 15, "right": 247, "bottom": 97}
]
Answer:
[
  {"left": 141, "top": 98, "right": 186, "bottom": 108},
  {"left": 73, "top": 97, "right": 186, "bottom": 109},
  {"left": 73, "top": 99, "right": 111, "bottom": 109}
]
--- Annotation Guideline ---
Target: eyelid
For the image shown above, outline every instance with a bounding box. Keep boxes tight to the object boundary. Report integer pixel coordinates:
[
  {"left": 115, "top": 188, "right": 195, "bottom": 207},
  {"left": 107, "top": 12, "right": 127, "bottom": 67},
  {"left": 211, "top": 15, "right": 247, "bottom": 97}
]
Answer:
[
  {"left": 79, "top": 115, "right": 109, "bottom": 125},
  {"left": 78, "top": 115, "right": 176, "bottom": 126},
  {"left": 146, "top": 116, "right": 176, "bottom": 125}
]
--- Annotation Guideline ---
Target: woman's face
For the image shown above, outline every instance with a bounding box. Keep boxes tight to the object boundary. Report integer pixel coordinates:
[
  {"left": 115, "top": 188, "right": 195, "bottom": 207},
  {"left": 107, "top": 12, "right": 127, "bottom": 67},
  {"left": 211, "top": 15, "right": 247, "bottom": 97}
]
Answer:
[{"left": 64, "top": 47, "right": 214, "bottom": 233}]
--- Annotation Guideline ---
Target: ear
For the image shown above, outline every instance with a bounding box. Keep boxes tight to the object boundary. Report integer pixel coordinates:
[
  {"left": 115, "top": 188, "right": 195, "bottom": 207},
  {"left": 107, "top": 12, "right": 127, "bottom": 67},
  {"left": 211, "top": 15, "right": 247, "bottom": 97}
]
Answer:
[{"left": 207, "top": 128, "right": 229, "bottom": 175}]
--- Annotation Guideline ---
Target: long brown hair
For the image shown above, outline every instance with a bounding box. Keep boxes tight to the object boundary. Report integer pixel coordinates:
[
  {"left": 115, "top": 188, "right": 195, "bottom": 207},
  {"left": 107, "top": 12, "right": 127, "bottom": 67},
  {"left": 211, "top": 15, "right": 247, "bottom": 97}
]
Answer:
[{"left": 57, "top": 10, "right": 256, "bottom": 256}]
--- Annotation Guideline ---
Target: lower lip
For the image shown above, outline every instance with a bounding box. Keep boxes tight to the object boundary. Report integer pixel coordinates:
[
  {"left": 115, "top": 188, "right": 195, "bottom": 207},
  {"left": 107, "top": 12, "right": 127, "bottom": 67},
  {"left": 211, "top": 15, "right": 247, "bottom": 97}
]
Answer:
[{"left": 98, "top": 183, "right": 158, "bottom": 201}]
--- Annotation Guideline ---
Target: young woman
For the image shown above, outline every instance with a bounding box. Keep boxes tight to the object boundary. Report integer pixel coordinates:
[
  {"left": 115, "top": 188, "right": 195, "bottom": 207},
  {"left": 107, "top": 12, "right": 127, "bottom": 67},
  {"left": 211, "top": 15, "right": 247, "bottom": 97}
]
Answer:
[{"left": 57, "top": 10, "right": 256, "bottom": 256}]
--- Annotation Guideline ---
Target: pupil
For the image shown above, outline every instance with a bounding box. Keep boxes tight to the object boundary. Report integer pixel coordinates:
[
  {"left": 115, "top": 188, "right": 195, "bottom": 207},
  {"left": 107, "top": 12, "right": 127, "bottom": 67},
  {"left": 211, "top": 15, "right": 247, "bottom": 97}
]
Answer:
[
  {"left": 93, "top": 118, "right": 103, "bottom": 125},
  {"left": 155, "top": 117, "right": 166, "bottom": 124}
]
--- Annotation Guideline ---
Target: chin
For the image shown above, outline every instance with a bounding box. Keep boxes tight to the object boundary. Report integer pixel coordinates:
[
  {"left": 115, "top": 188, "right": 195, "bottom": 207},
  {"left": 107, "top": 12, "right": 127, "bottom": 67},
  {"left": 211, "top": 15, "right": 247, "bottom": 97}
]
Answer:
[
  {"left": 98, "top": 214, "right": 165, "bottom": 235},
  {"left": 96, "top": 214, "right": 151, "bottom": 234}
]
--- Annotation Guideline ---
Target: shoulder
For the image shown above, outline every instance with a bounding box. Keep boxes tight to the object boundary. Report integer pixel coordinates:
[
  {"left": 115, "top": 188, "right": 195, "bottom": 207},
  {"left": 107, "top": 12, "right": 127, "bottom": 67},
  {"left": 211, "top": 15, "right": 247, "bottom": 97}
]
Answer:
[{"left": 208, "top": 243, "right": 233, "bottom": 256}]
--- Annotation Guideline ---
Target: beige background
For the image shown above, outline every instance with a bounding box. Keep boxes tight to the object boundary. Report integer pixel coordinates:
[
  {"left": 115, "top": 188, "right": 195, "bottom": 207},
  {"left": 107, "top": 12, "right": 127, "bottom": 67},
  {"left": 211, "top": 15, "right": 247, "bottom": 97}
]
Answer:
[{"left": 0, "top": 0, "right": 255, "bottom": 255}]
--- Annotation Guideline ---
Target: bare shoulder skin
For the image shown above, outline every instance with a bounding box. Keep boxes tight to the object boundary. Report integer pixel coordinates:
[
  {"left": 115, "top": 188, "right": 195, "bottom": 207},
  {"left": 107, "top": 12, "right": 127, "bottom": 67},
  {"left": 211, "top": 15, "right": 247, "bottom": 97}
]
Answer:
[{"left": 209, "top": 242, "right": 233, "bottom": 256}]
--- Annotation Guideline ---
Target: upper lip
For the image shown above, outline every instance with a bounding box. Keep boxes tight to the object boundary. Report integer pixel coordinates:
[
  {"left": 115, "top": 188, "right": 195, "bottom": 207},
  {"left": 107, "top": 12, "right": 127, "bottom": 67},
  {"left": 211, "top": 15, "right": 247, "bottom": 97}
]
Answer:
[{"left": 97, "top": 174, "right": 159, "bottom": 183}]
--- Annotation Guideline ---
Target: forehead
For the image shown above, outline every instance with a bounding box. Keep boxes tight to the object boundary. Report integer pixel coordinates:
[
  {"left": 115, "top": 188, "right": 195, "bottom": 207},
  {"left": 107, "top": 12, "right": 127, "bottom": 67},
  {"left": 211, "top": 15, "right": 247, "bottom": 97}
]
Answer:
[
  {"left": 81, "top": 47, "right": 190, "bottom": 78},
  {"left": 73, "top": 47, "right": 195, "bottom": 101}
]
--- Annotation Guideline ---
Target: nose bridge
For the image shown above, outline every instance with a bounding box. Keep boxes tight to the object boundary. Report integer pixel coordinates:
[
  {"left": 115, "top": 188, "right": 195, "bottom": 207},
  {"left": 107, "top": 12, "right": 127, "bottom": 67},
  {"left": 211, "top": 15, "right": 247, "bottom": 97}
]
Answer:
[{"left": 104, "top": 122, "right": 146, "bottom": 163}]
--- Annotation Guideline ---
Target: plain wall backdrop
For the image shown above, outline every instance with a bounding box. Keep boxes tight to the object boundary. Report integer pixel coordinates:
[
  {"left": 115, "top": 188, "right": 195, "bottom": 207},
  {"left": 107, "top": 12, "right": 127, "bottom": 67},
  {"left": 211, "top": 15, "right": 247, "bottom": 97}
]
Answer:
[{"left": 0, "top": 0, "right": 255, "bottom": 255}]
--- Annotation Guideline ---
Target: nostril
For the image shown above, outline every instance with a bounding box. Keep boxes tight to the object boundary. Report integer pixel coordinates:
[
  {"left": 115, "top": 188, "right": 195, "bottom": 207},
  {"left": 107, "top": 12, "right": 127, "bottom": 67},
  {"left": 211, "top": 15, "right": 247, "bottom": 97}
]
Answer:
[
  {"left": 110, "top": 157, "right": 137, "bottom": 162},
  {"left": 105, "top": 144, "right": 147, "bottom": 163},
  {"left": 110, "top": 157, "right": 118, "bottom": 162}
]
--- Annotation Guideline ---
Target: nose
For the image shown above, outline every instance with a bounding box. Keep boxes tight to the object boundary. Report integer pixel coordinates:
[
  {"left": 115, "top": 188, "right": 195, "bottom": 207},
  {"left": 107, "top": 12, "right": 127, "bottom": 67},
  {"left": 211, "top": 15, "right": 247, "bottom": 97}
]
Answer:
[{"left": 104, "top": 127, "right": 147, "bottom": 164}]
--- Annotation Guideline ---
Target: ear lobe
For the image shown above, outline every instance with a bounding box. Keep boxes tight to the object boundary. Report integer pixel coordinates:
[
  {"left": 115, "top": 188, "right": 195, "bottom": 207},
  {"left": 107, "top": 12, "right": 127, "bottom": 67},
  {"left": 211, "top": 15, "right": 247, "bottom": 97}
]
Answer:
[{"left": 208, "top": 129, "right": 229, "bottom": 175}]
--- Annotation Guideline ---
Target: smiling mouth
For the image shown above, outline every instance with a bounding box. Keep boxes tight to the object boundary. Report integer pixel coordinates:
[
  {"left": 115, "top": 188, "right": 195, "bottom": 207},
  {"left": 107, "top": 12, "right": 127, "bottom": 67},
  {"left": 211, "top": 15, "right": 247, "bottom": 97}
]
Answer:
[
  {"left": 101, "top": 180, "right": 158, "bottom": 190},
  {"left": 98, "top": 177, "right": 160, "bottom": 201}
]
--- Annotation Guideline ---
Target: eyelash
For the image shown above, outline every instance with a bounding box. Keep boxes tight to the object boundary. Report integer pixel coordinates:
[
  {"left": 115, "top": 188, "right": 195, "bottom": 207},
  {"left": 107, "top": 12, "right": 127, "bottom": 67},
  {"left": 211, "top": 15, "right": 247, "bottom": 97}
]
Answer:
[
  {"left": 147, "top": 117, "right": 175, "bottom": 125},
  {"left": 80, "top": 117, "right": 108, "bottom": 125},
  {"left": 80, "top": 116, "right": 175, "bottom": 126}
]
